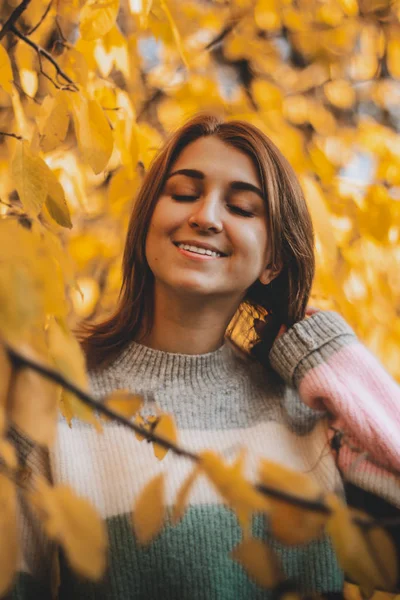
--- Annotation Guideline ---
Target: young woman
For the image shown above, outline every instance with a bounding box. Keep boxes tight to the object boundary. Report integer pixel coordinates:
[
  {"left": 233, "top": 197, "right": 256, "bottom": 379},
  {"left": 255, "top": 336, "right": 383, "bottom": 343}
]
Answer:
[{"left": 12, "top": 114, "right": 400, "bottom": 599}]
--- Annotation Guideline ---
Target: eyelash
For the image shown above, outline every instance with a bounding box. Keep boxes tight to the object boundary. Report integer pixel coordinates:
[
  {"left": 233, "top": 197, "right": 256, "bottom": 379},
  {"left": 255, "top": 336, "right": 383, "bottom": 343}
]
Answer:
[{"left": 171, "top": 195, "right": 254, "bottom": 218}]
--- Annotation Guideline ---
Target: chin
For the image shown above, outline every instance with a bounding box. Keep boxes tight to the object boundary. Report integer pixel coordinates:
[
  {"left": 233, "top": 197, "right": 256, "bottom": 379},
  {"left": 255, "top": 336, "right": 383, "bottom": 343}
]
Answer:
[{"left": 165, "top": 276, "right": 221, "bottom": 296}]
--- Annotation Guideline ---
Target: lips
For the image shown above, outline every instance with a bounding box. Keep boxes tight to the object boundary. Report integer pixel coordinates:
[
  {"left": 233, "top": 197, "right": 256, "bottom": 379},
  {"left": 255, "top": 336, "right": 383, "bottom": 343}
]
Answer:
[{"left": 173, "top": 241, "right": 228, "bottom": 256}]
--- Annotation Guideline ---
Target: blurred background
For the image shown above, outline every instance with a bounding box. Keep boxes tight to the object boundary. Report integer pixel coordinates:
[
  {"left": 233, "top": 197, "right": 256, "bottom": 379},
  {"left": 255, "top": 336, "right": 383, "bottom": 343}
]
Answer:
[{"left": 0, "top": 0, "right": 399, "bottom": 380}]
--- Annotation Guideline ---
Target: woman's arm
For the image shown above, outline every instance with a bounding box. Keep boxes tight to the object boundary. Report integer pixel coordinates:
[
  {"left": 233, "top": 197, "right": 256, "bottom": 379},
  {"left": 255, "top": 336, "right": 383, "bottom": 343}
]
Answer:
[{"left": 268, "top": 310, "right": 400, "bottom": 506}]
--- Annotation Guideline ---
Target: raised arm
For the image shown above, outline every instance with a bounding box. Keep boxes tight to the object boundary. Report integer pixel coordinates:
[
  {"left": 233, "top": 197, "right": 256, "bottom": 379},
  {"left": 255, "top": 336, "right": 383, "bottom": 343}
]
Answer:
[{"left": 268, "top": 311, "right": 400, "bottom": 506}]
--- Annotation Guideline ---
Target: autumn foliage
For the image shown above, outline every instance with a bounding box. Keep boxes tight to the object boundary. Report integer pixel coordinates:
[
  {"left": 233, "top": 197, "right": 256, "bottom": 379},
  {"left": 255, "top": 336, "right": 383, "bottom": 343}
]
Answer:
[{"left": 0, "top": 0, "right": 399, "bottom": 597}]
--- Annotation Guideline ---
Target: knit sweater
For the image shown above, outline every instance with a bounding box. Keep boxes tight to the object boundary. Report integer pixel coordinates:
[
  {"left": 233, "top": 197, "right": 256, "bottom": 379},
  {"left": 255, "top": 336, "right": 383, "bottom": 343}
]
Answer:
[{"left": 10, "top": 311, "right": 400, "bottom": 600}]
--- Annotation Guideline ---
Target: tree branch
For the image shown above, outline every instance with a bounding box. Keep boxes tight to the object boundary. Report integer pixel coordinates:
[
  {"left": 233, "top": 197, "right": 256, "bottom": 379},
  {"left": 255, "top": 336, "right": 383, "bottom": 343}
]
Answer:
[
  {"left": 6, "top": 345, "right": 197, "bottom": 462},
  {"left": 4, "top": 343, "right": 400, "bottom": 532},
  {"left": 9, "top": 24, "right": 78, "bottom": 91},
  {"left": 0, "top": 0, "right": 32, "bottom": 41}
]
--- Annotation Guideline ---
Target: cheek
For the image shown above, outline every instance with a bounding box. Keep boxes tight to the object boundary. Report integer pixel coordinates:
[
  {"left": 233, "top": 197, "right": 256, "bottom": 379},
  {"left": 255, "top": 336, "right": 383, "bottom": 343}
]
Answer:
[
  {"left": 149, "top": 198, "right": 182, "bottom": 235},
  {"left": 235, "top": 226, "right": 268, "bottom": 261}
]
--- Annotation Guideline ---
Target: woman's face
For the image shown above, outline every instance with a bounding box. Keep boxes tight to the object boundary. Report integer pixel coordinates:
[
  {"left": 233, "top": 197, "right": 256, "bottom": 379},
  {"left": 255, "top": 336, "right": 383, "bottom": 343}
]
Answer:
[{"left": 145, "top": 136, "right": 274, "bottom": 304}]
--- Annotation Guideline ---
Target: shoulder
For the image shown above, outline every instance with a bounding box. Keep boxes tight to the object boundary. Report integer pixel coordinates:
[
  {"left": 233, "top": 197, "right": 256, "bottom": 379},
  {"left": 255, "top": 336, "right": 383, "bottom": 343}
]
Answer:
[{"left": 226, "top": 338, "right": 328, "bottom": 434}]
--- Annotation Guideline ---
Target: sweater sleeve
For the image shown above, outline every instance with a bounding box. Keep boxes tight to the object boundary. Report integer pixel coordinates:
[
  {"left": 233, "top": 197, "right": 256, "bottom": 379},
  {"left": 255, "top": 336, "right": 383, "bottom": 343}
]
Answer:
[{"left": 268, "top": 310, "right": 400, "bottom": 504}]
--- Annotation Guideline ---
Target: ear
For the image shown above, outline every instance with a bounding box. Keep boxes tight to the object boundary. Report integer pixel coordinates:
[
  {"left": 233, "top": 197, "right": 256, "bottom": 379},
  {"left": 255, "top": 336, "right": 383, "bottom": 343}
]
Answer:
[{"left": 258, "top": 262, "right": 282, "bottom": 286}]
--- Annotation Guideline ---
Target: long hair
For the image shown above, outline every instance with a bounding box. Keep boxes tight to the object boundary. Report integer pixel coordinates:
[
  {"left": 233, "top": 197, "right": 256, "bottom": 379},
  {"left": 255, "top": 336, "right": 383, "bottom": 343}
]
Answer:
[{"left": 78, "top": 113, "right": 315, "bottom": 371}]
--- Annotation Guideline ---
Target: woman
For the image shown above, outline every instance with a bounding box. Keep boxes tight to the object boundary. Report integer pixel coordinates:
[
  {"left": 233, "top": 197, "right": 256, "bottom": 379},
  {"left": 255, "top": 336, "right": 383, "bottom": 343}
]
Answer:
[{"left": 12, "top": 114, "right": 400, "bottom": 599}]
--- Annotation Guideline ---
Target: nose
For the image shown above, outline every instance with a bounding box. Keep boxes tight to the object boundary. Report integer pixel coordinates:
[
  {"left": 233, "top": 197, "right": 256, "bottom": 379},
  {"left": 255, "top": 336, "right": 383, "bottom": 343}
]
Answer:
[{"left": 188, "top": 193, "right": 223, "bottom": 233}]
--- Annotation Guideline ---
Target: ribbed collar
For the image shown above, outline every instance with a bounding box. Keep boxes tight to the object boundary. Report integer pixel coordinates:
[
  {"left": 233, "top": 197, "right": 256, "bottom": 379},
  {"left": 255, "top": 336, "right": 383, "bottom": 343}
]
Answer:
[{"left": 109, "top": 338, "right": 240, "bottom": 387}]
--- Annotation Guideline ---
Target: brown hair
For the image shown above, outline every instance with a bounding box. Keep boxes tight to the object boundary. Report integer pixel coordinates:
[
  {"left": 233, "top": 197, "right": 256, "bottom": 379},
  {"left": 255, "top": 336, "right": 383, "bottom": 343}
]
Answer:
[{"left": 78, "top": 113, "right": 315, "bottom": 371}]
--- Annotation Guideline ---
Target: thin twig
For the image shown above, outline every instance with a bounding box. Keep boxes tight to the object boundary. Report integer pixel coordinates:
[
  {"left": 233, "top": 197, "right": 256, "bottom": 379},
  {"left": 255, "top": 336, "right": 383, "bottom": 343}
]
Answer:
[
  {"left": 0, "top": 198, "right": 17, "bottom": 209},
  {"left": 10, "top": 24, "right": 78, "bottom": 91},
  {"left": 54, "top": 16, "right": 67, "bottom": 43},
  {"left": 37, "top": 52, "right": 64, "bottom": 90},
  {"left": 0, "top": 0, "right": 32, "bottom": 41},
  {"left": 0, "top": 132, "right": 23, "bottom": 140},
  {"left": 25, "top": 0, "right": 53, "bottom": 35},
  {"left": 204, "top": 22, "right": 236, "bottom": 52},
  {"left": 12, "top": 80, "right": 41, "bottom": 103}
]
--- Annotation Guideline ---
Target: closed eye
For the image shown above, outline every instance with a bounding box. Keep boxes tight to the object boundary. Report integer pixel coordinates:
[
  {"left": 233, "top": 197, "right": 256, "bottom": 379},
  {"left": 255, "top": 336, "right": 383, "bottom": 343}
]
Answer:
[
  {"left": 229, "top": 205, "right": 254, "bottom": 218},
  {"left": 172, "top": 195, "right": 254, "bottom": 217},
  {"left": 172, "top": 195, "right": 199, "bottom": 201}
]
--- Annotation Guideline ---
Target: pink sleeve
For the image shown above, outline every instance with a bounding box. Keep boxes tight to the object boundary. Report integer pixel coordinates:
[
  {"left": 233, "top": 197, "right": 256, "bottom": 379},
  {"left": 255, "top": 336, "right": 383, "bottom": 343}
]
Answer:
[{"left": 269, "top": 311, "right": 400, "bottom": 474}]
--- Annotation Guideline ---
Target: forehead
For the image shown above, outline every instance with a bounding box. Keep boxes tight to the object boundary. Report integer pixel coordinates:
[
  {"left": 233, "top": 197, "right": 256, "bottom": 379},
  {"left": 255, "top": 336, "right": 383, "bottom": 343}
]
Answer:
[{"left": 170, "top": 136, "right": 261, "bottom": 186}]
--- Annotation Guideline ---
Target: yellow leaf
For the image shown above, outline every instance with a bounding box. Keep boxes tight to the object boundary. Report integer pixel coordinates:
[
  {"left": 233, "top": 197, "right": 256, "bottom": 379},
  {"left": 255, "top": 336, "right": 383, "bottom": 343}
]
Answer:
[
  {"left": 59, "top": 393, "right": 74, "bottom": 426},
  {"left": 140, "top": 0, "right": 154, "bottom": 28},
  {"left": 44, "top": 168, "right": 72, "bottom": 229},
  {"left": 258, "top": 460, "right": 327, "bottom": 545},
  {"left": 0, "top": 224, "right": 46, "bottom": 339},
  {"left": 39, "top": 92, "right": 70, "bottom": 153},
  {"left": 171, "top": 466, "right": 200, "bottom": 525},
  {"left": 300, "top": 175, "right": 338, "bottom": 267},
  {"left": 283, "top": 95, "right": 309, "bottom": 125},
  {"left": 47, "top": 317, "right": 87, "bottom": 387},
  {"left": 30, "top": 479, "right": 107, "bottom": 580},
  {"left": 70, "top": 94, "right": 113, "bottom": 174},
  {"left": 59, "top": 49, "right": 89, "bottom": 86},
  {"left": 80, "top": 0, "right": 120, "bottom": 41},
  {"left": 358, "top": 185, "right": 392, "bottom": 244},
  {"left": 47, "top": 318, "right": 101, "bottom": 431},
  {"left": 337, "top": 0, "right": 358, "bottom": 16},
  {"left": 70, "top": 276, "right": 100, "bottom": 319},
  {"left": 387, "top": 38, "right": 400, "bottom": 79},
  {"left": 254, "top": 0, "right": 281, "bottom": 31},
  {"left": 133, "top": 414, "right": 147, "bottom": 442},
  {"left": 108, "top": 167, "right": 140, "bottom": 216},
  {"left": 326, "top": 495, "right": 398, "bottom": 594},
  {"left": 57, "top": 0, "right": 81, "bottom": 22},
  {"left": 153, "top": 413, "right": 177, "bottom": 460},
  {"left": 0, "top": 438, "right": 17, "bottom": 470},
  {"left": 0, "top": 221, "right": 68, "bottom": 324},
  {"left": 324, "top": 80, "right": 356, "bottom": 110},
  {"left": 0, "top": 344, "right": 11, "bottom": 434},
  {"left": 103, "top": 390, "right": 143, "bottom": 420},
  {"left": 63, "top": 387, "right": 103, "bottom": 432},
  {"left": 15, "top": 42, "right": 37, "bottom": 97},
  {"left": 132, "top": 473, "right": 165, "bottom": 544},
  {"left": 231, "top": 538, "right": 282, "bottom": 589},
  {"left": 0, "top": 473, "right": 17, "bottom": 596},
  {"left": 12, "top": 142, "right": 48, "bottom": 217},
  {"left": 159, "top": 0, "right": 189, "bottom": 69},
  {"left": 308, "top": 143, "right": 336, "bottom": 185},
  {"left": 251, "top": 80, "right": 283, "bottom": 111},
  {"left": 0, "top": 44, "right": 13, "bottom": 94},
  {"left": 8, "top": 345, "right": 60, "bottom": 447},
  {"left": 200, "top": 451, "right": 269, "bottom": 534}
]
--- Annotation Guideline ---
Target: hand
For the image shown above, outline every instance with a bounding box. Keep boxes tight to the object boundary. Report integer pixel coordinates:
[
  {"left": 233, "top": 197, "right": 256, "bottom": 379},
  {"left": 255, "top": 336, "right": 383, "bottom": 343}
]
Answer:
[
  {"left": 305, "top": 306, "right": 320, "bottom": 319},
  {"left": 275, "top": 306, "right": 320, "bottom": 341}
]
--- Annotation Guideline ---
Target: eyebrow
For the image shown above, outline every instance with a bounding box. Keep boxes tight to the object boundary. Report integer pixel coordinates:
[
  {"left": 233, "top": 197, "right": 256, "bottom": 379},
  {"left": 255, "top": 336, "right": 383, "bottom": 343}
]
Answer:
[{"left": 167, "top": 168, "right": 264, "bottom": 200}]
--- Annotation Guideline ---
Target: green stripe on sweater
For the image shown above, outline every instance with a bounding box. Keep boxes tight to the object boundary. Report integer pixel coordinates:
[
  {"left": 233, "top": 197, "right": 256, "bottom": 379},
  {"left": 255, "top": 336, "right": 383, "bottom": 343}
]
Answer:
[
  {"left": 55, "top": 505, "right": 343, "bottom": 599},
  {"left": 10, "top": 572, "right": 52, "bottom": 600}
]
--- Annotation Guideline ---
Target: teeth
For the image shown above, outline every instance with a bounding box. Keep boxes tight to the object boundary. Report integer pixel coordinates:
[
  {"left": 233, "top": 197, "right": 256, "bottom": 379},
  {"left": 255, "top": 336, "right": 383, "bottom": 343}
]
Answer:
[{"left": 177, "top": 243, "right": 222, "bottom": 257}]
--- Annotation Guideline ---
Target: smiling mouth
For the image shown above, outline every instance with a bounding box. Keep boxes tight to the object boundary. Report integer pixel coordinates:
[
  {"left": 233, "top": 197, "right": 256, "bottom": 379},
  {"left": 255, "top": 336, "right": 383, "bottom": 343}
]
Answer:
[{"left": 173, "top": 242, "right": 226, "bottom": 258}]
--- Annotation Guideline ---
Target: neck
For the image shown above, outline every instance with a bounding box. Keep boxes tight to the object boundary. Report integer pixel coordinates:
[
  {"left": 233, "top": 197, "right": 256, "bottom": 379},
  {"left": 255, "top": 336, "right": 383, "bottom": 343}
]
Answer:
[{"left": 137, "top": 284, "right": 241, "bottom": 355}]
